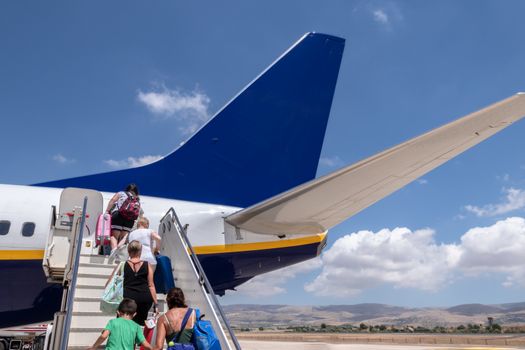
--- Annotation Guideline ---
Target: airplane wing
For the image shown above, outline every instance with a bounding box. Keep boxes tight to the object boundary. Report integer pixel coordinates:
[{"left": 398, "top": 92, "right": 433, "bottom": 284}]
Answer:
[{"left": 226, "top": 93, "right": 525, "bottom": 235}]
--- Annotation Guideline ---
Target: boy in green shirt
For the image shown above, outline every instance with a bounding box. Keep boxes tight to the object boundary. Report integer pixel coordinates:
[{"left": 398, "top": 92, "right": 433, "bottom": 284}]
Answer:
[{"left": 88, "top": 299, "right": 152, "bottom": 350}]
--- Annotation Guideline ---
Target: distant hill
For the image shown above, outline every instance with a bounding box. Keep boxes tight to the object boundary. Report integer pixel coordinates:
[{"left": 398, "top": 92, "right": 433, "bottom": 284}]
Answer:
[
  {"left": 446, "top": 304, "right": 503, "bottom": 316},
  {"left": 498, "top": 302, "right": 525, "bottom": 313},
  {"left": 314, "top": 304, "right": 412, "bottom": 322},
  {"left": 223, "top": 302, "right": 525, "bottom": 328},
  {"left": 315, "top": 303, "right": 411, "bottom": 315}
]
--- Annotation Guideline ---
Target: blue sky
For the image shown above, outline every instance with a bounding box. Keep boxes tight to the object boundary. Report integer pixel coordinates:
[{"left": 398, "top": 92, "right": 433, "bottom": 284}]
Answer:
[{"left": 3, "top": 1, "right": 525, "bottom": 307}]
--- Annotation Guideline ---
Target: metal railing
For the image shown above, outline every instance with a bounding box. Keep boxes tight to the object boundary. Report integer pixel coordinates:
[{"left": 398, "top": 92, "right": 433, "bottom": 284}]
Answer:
[
  {"left": 161, "top": 208, "right": 242, "bottom": 350},
  {"left": 59, "top": 197, "right": 88, "bottom": 350}
]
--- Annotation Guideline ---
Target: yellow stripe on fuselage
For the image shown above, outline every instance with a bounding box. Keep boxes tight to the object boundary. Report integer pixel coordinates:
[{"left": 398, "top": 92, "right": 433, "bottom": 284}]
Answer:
[
  {"left": 0, "top": 233, "right": 327, "bottom": 260},
  {"left": 0, "top": 250, "right": 45, "bottom": 260},
  {"left": 193, "top": 233, "right": 327, "bottom": 255}
]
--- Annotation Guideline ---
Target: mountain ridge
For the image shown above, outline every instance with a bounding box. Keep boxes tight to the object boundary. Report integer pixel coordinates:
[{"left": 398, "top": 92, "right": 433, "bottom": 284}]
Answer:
[{"left": 223, "top": 302, "right": 525, "bottom": 327}]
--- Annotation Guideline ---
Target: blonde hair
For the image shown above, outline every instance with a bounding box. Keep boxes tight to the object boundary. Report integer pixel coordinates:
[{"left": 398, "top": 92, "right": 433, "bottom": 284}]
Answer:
[
  {"left": 138, "top": 217, "right": 149, "bottom": 228},
  {"left": 128, "top": 240, "right": 142, "bottom": 257}
]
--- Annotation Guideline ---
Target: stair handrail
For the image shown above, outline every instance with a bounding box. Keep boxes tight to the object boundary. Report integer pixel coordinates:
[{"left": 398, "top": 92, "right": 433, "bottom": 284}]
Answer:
[
  {"left": 59, "top": 197, "right": 88, "bottom": 350},
  {"left": 161, "top": 208, "right": 242, "bottom": 350}
]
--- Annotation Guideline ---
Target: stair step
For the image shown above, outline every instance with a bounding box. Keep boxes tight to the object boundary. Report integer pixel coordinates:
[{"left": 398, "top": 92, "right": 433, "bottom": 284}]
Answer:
[
  {"left": 77, "top": 274, "right": 107, "bottom": 287},
  {"left": 73, "top": 295, "right": 166, "bottom": 301},
  {"left": 80, "top": 254, "right": 115, "bottom": 265},
  {"left": 76, "top": 284, "right": 105, "bottom": 290},
  {"left": 73, "top": 311, "right": 114, "bottom": 317},
  {"left": 73, "top": 297, "right": 107, "bottom": 302},
  {"left": 77, "top": 266, "right": 114, "bottom": 276},
  {"left": 73, "top": 289, "right": 167, "bottom": 299},
  {"left": 68, "top": 329, "right": 105, "bottom": 347},
  {"left": 73, "top": 295, "right": 167, "bottom": 301},
  {"left": 79, "top": 262, "right": 117, "bottom": 270},
  {"left": 74, "top": 288, "right": 104, "bottom": 298},
  {"left": 71, "top": 314, "right": 113, "bottom": 328},
  {"left": 72, "top": 301, "right": 104, "bottom": 313},
  {"left": 74, "top": 299, "right": 166, "bottom": 313}
]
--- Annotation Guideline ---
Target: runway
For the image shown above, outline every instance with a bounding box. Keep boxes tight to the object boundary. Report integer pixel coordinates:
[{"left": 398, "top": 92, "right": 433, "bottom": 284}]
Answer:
[{"left": 240, "top": 340, "right": 525, "bottom": 349}]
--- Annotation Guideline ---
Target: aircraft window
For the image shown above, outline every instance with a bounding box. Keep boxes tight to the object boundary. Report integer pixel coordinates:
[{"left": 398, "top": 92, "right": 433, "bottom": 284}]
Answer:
[
  {"left": 21, "top": 222, "right": 36, "bottom": 237},
  {"left": 0, "top": 221, "right": 10, "bottom": 235}
]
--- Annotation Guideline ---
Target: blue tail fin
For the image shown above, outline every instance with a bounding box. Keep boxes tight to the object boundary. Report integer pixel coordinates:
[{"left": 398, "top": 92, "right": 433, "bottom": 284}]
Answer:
[{"left": 36, "top": 33, "right": 345, "bottom": 207}]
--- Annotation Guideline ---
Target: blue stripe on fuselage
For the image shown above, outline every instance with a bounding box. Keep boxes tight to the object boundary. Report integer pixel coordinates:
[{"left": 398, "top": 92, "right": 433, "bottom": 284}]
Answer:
[{"left": 199, "top": 240, "right": 325, "bottom": 294}]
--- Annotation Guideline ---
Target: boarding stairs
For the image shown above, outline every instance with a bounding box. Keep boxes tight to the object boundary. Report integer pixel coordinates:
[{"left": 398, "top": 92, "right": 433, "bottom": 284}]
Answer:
[
  {"left": 41, "top": 188, "right": 240, "bottom": 350},
  {"left": 66, "top": 253, "right": 169, "bottom": 348}
]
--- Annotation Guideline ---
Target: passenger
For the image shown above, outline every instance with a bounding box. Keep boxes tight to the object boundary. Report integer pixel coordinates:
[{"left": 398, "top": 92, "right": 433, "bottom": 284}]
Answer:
[
  {"left": 128, "top": 217, "right": 162, "bottom": 273},
  {"left": 124, "top": 240, "right": 158, "bottom": 326},
  {"left": 154, "top": 287, "right": 196, "bottom": 350},
  {"left": 87, "top": 298, "right": 153, "bottom": 350},
  {"left": 105, "top": 183, "right": 141, "bottom": 250}
]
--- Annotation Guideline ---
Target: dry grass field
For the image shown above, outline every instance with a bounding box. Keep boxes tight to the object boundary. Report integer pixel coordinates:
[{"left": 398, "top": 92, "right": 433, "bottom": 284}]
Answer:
[{"left": 235, "top": 332, "right": 525, "bottom": 347}]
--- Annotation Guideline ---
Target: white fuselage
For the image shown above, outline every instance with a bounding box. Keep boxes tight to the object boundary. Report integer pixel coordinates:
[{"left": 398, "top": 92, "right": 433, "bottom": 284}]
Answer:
[
  {"left": 0, "top": 183, "right": 323, "bottom": 258},
  {"left": 0, "top": 184, "right": 236, "bottom": 251}
]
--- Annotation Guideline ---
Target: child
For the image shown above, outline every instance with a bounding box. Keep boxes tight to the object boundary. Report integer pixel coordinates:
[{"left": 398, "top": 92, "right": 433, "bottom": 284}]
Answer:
[{"left": 87, "top": 298, "right": 152, "bottom": 350}]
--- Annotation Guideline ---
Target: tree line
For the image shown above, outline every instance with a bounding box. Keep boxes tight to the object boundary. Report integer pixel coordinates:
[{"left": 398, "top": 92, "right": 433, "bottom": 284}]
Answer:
[{"left": 238, "top": 322, "right": 516, "bottom": 334}]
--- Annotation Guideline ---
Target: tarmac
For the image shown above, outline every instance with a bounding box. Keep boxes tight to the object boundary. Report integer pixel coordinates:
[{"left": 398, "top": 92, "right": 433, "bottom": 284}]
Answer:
[{"left": 240, "top": 340, "right": 525, "bottom": 350}]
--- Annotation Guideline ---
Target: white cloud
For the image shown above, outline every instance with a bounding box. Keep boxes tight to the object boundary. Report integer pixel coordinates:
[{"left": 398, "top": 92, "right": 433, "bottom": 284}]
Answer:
[
  {"left": 235, "top": 258, "right": 322, "bottom": 298},
  {"left": 417, "top": 178, "right": 428, "bottom": 185},
  {"left": 304, "top": 217, "right": 525, "bottom": 297},
  {"left": 137, "top": 85, "right": 211, "bottom": 135},
  {"left": 465, "top": 187, "right": 525, "bottom": 217},
  {"left": 104, "top": 155, "right": 162, "bottom": 169},
  {"left": 373, "top": 9, "right": 389, "bottom": 24},
  {"left": 457, "top": 217, "right": 525, "bottom": 287},
  {"left": 319, "top": 155, "right": 344, "bottom": 168},
  {"left": 305, "top": 228, "right": 460, "bottom": 297},
  {"left": 53, "top": 154, "right": 75, "bottom": 164},
  {"left": 370, "top": 4, "right": 403, "bottom": 30}
]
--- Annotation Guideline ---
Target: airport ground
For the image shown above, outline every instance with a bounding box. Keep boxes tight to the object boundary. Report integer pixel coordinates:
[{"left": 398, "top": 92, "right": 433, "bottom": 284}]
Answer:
[
  {"left": 240, "top": 341, "right": 525, "bottom": 350},
  {"left": 236, "top": 333, "right": 525, "bottom": 349}
]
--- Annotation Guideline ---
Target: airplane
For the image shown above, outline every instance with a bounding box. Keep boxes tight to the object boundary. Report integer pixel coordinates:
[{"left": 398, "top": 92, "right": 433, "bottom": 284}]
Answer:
[{"left": 1, "top": 32, "right": 525, "bottom": 329}]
